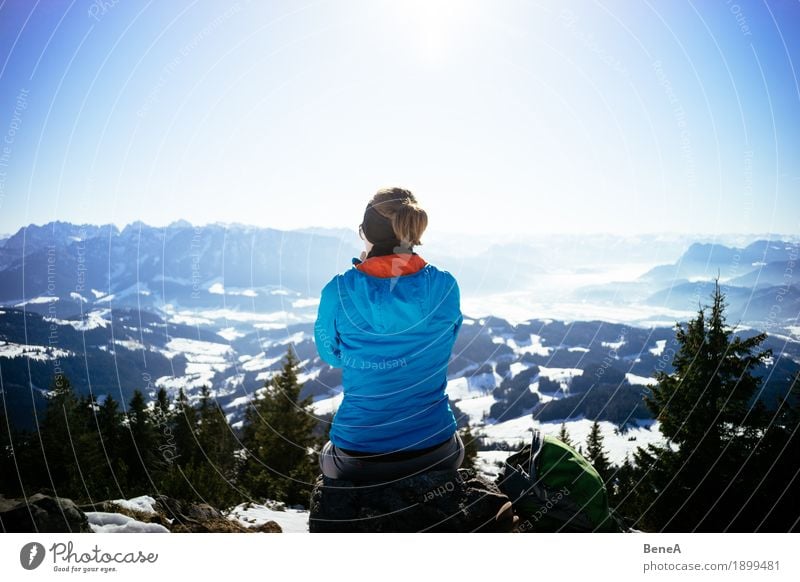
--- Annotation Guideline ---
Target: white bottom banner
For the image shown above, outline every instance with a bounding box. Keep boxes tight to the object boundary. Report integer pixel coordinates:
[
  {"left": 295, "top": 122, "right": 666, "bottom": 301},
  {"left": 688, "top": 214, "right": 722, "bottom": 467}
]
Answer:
[{"left": 1, "top": 533, "right": 796, "bottom": 581}]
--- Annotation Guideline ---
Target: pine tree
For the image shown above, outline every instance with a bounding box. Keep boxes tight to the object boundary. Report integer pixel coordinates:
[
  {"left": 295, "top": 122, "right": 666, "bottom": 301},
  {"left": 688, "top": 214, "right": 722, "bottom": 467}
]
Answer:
[
  {"left": 557, "top": 422, "right": 574, "bottom": 447},
  {"left": 458, "top": 425, "right": 479, "bottom": 472},
  {"left": 0, "top": 406, "right": 14, "bottom": 493},
  {"left": 609, "top": 453, "right": 635, "bottom": 508},
  {"left": 172, "top": 388, "right": 197, "bottom": 465},
  {"left": 94, "top": 394, "right": 126, "bottom": 497},
  {"left": 189, "top": 385, "right": 240, "bottom": 508},
  {"left": 623, "top": 278, "right": 774, "bottom": 531},
  {"left": 122, "top": 389, "right": 159, "bottom": 492},
  {"left": 240, "top": 347, "right": 321, "bottom": 506},
  {"left": 155, "top": 388, "right": 170, "bottom": 416},
  {"left": 159, "top": 387, "right": 198, "bottom": 502},
  {"left": 740, "top": 369, "right": 800, "bottom": 531},
  {"left": 74, "top": 392, "right": 117, "bottom": 501},
  {"left": 645, "top": 278, "right": 771, "bottom": 452},
  {"left": 149, "top": 387, "right": 177, "bottom": 473},
  {"left": 38, "top": 373, "right": 87, "bottom": 497},
  {"left": 585, "top": 420, "right": 612, "bottom": 483}
]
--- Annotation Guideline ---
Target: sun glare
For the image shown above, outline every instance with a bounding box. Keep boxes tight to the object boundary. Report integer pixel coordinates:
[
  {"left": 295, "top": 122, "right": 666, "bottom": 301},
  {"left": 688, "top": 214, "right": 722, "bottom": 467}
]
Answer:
[{"left": 383, "top": 0, "right": 479, "bottom": 66}]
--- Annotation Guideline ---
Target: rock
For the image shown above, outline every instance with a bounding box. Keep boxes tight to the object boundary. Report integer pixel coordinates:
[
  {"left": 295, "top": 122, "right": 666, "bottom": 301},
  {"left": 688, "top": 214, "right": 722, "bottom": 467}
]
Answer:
[
  {"left": 184, "top": 503, "right": 222, "bottom": 522},
  {"left": 309, "top": 468, "right": 513, "bottom": 532},
  {"left": 252, "top": 520, "right": 283, "bottom": 533},
  {"left": 0, "top": 493, "right": 91, "bottom": 533}
]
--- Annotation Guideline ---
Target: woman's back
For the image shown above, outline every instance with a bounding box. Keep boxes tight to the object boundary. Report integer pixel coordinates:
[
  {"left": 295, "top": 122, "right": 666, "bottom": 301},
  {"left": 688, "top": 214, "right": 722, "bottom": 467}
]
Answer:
[{"left": 314, "top": 253, "right": 463, "bottom": 453}]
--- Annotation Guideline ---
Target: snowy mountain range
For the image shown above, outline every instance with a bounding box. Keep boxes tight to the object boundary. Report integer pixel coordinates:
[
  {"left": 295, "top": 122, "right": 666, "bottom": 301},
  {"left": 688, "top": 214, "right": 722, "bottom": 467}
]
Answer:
[{"left": 1, "top": 220, "right": 798, "bottom": 473}]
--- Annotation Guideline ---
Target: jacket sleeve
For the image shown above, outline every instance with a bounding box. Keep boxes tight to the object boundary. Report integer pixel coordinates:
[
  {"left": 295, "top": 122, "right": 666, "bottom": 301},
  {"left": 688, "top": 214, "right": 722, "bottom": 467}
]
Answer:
[
  {"left": 451, "top": 276, "right": 464, "bottom": 339},
  {"left": 314, "top": 277, "right": 343, "bottom": 368}
]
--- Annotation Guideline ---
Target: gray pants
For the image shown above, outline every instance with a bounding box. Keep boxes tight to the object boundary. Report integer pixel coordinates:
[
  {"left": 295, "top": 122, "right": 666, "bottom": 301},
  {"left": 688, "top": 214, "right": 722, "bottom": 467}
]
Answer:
[{"left": 319, "top": 432, "right": 465, "bottom": 482}]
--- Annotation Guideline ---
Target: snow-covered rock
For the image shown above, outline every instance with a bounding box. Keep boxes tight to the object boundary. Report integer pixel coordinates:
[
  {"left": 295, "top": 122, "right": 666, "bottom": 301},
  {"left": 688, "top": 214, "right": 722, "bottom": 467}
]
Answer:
[{"left": 86, "top": 512, "right": 169, "bottom": 533}]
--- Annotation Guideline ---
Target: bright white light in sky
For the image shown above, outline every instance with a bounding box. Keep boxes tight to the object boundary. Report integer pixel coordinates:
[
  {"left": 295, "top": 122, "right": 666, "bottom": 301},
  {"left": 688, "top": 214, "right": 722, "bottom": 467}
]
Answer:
[
  {"left": 0, "top": 1, "right": 797, "bottom": 237},
  {"left": 387, "top": 0, "right": 479, "bottom": 66}
]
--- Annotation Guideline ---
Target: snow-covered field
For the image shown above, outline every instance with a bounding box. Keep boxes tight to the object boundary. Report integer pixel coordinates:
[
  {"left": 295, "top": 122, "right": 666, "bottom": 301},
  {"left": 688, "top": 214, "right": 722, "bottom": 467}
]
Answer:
[
  {"left": 462, "top": 294, "right": 694, "bottom": 328},
  {"left": 311, "top": 391, "right": 343, "bottom": 415},
  {"left": 491, "top": 333, "right": 553, "bottom": 357},
  {"left": 43, "top": 308, "right": 112, "bottom": 331},
  {"left": 0, "top": 341, "right": 74, "bottom": 361},
  {"left": 161, "top": 305, "right": 312, "bottom": 327},
  {"left": 478, "top": 417, "right": 664, "bottom": 466},
  {"left": 445, "top": 376, "right": 493, "bottom": 401},
  {"left": 154, "top": 337, "right": 236, "bottom": 397},
  {"left": 625, "top": 372, "right": 658, "bottom": 386},
  {"left": 454, "top": 394, "right": 495, "bottom": 425}
]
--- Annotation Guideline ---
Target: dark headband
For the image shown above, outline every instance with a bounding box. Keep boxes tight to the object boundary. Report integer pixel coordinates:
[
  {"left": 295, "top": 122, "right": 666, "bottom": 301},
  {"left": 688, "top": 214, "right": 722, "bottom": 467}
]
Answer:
[{"left": 361, "top": 203, "right": 400, "bottom": 246}]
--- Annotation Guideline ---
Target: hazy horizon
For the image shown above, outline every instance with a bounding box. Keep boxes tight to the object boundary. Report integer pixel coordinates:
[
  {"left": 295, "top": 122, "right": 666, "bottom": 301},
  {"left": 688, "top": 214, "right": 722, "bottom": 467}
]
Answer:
[{"left": 2, "top": 217, "right": 799, "bottom": 243}]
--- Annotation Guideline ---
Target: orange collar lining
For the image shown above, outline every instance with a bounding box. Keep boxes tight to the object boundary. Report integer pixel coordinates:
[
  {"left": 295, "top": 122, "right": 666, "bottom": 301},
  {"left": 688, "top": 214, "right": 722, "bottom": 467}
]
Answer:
[{"left": 354, "top": 254, "right": 427, "bottom": 278}]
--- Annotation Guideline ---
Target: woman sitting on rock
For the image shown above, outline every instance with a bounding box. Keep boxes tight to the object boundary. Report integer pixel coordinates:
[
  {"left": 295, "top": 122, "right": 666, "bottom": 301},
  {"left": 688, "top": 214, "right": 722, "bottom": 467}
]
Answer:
[{"left": 314, "top": 187, "right": 465, "bottom": 482}]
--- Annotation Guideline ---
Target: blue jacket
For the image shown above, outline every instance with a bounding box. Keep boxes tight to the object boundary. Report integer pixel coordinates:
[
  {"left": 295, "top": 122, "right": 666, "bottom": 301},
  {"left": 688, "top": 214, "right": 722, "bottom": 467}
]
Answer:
[{"left": 314, "top": 254, "right": 463, "bottom": 453}]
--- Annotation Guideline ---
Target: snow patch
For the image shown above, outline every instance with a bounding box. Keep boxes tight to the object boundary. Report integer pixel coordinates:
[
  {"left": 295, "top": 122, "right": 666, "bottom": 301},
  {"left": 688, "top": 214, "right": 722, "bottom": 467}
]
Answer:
[
  {"left": 241, "top": 353, "right": 283, "bottom": 372},
  {"left": 446, "top": 377, "right": 487, "bottom": 401},
  {"left": 508, "top": 362, "right": 532, "bottom": 378},
  {"left": 70, "top": 292, "right": 88, "bottom": 303},
  {"left": 625, "top": 373, "right": 657, "bottom": 386},
  {"left": 86, "top": 512, "right": 169, "bottom": 533},
  {"left": 165, "top": 337, "right": 233, "bottom": 358},
  {"left": 217, "top": 327, "right": 246, "bottom": 341},
  {"left": 454, "top": 394, "right": 495, "bottom": 426},
  {"left": 649, "top": 339, "right": 667, "bottom": 356},
  {"left": 538, "top": 366, "right": 583, "bottom": 391},
  {"left": 254, "top": 322, "right": 288, "bottom": 331},
  {"left": 310, "top": 391, "right": 344, "bottom": 415},
  {"left": 297, "top": 367, "right": 322, "bottom": 384},
  {"left": 601, "top": 339, "right": 625, "bottom": 350},
  {"left": 226, "top": 502, "right": 309, "bottom": 533},
  {"left": 114, "top": 339, "right": 145, "bottom": 351},
  {"left": 209, "top": 282, "right": 258, "bottom": 297},
  {"left": 45, "top": 309, "right": 112, "bottom": 331},
  {"left": 0, "top": 341, "right": 74, "bottom": 361},
  {"left": 478, "top": 417, "right": 666, "bottom": 466},
  {"left": 14, "top": 295, "right": 59, "bottom": 307},
  {"left": 110, "top": 495, "right": 157, "bottom": 515}
]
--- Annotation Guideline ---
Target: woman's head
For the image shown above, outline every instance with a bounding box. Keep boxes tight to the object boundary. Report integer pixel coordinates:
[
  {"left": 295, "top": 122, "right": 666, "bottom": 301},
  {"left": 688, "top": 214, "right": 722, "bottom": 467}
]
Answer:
[{"left": 360, "top": 187, "right": 428, "bottom": 251}]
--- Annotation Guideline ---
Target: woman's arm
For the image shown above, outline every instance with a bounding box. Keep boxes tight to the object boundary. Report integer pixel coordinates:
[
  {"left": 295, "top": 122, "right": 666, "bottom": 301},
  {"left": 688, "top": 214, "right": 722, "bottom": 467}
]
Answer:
[
  {"left": 450, "top": 276, "right": 464, "bottom": 339},
  {"left": 314, "top": 278, "right": 343, "bottom": 368}
]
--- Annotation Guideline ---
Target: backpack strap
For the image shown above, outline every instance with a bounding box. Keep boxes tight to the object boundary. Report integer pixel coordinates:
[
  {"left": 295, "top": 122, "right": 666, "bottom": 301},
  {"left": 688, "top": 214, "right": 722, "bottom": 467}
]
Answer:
[
  {"left": 527, "top": 428, "right": 544, "bottom": 479},
  {"left": 511, "top": 428, "right": 547, "bottom": 502}
]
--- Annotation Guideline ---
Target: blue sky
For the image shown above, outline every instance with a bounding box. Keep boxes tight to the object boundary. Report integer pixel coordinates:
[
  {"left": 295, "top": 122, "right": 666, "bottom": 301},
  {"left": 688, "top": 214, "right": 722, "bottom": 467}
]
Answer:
[{"left": 0, "top": 0, "right": 798, "bottom": 236}]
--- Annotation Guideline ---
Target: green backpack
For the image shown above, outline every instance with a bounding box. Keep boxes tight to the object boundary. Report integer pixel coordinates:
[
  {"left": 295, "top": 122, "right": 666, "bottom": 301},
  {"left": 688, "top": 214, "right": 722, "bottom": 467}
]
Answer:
[{"left": 496, "top": 429, "right": 625, "bottom": 532}]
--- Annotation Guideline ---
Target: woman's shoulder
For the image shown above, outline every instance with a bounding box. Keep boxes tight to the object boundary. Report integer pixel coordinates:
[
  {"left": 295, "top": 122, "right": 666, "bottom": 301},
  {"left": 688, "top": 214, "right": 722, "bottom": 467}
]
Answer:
[{"left": 421, "top": 262, "right": 459, "bottom": 286}]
